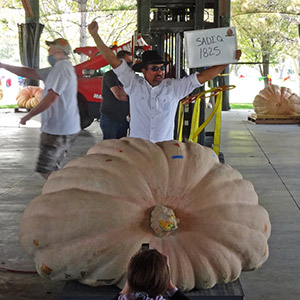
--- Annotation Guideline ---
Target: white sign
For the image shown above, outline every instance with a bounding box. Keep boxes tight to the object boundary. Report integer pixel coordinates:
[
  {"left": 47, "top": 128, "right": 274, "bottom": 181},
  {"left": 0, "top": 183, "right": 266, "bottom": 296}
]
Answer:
[{"left": 184, "top": 27, "right": 238, "bottom": 68}]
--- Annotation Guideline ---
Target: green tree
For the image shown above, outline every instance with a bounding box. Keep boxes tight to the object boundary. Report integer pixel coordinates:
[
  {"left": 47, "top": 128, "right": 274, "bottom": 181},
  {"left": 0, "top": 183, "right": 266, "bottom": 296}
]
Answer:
[
  {"left": 0, "top": 0, "right": 23, "bottom": 9},
  {"left": 0, "top": 1, "right": 137, "bottom": 65},
  {"left": 0, "top": 2, "right": 24, "bottom": 63},
  {"left": 231, "top": 0, "right": 300, "bottom": 87},
  {"left": 39, "top": 0, "right": 137, "bottom": 64}
]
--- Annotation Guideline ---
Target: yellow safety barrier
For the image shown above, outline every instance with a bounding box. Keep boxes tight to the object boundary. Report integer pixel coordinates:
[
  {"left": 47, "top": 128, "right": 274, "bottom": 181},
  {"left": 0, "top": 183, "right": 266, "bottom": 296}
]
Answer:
[
  {"left": 176, "top": 101, "right": 184, "bottom": 142},
  {"left": 217, "top": 73, "right": 230, "bottom": 76},
  {"left": 177, "top": 85, "right": 236, "bottom": 156}
]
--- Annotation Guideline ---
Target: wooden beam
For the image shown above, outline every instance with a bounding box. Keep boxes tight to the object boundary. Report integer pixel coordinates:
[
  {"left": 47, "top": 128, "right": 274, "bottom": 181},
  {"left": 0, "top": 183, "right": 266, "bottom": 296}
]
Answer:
[
  {"left": 219, "top": 0, "right": 230, "bottom": 17},
  {"left": 21, "top": 0, "right": 34, "bottom": 19}
]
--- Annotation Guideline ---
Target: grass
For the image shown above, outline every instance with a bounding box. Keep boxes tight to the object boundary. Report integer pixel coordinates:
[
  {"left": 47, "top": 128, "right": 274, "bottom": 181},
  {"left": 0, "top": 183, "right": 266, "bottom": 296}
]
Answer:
[
  {"left": 230, "top": 103, "right": 253, "bottom": 109},
  {"left": 0, "top": 104, "right": 18, "bottom": 109}
]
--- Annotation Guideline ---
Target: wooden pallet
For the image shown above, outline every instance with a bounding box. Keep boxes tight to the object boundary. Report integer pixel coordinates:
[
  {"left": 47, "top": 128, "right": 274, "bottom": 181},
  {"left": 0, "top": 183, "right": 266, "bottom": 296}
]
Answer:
[
  {"left": 248, "top": 113, "right": 300, "bottom": 124},
  {"left": 14, "top": 107, "right": 30, "bottom": 113}
]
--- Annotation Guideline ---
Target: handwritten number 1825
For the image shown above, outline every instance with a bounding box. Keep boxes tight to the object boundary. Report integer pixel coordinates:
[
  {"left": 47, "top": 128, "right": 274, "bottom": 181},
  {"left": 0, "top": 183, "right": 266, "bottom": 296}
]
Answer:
[{"left": 199, "top": 46, "right": 221, "bottom": 59}]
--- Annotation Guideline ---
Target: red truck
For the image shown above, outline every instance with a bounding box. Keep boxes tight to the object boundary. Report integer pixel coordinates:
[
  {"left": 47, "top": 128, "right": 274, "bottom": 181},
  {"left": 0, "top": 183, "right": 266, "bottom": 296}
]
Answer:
[{"left": 74, "top": 38, "right": 150, "bottom": 128}]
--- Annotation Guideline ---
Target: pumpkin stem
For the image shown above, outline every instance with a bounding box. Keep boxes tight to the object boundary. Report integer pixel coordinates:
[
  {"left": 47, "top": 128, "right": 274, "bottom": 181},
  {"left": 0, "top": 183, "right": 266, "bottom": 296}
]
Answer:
[{"left": 150, "top": 205, "right": 179, "bottom": 237}]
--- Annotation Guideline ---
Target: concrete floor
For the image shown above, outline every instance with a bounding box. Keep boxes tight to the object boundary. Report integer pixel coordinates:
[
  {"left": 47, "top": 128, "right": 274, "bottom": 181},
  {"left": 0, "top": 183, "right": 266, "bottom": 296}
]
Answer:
[{"left": 0, "top": 108, "right": 300, "bottom": 300}]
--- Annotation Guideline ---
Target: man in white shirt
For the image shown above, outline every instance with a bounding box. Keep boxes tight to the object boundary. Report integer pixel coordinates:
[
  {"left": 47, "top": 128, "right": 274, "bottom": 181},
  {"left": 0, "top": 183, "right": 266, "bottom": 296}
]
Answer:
[
  {"left": 88, "top": 21, "right": 241, "bottom": 143},
  {"left": 0, "top": 38, "right": 81, "bottom": 178}
]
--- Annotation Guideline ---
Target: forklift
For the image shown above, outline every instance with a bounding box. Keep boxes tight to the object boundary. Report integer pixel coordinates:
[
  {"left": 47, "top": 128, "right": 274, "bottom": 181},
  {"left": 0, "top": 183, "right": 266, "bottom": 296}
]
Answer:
[{"left": 136, "top": 0, "right": 232, "bottom": 162}]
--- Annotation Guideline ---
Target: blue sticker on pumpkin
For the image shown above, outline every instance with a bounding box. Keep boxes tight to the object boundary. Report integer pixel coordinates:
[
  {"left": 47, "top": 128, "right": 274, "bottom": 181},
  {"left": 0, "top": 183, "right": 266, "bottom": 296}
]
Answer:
[{"left": 172, "top": 155, "right": 184, "bottom": 159}]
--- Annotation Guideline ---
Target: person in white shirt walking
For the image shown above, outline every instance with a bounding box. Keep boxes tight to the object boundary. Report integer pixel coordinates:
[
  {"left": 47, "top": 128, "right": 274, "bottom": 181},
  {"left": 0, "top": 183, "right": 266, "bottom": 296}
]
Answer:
[
  {"left": 0, "top": 38, "right": 81, "bottom": 178},
  {"left": 88, "top": 21, "right": 241, "bottom": 143}
]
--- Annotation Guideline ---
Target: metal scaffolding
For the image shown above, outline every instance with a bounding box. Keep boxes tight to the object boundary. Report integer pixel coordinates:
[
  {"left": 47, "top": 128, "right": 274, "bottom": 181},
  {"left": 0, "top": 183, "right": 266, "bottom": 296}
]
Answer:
[{"left": 137, "top": 0, "right": 231, "bottom": 145}]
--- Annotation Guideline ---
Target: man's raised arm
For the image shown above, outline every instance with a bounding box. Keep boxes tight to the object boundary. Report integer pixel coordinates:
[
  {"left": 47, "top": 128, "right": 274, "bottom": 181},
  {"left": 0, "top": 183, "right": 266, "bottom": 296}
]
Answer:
[{"left": 88, "top": 21, "right": 121, "bottom": 69}]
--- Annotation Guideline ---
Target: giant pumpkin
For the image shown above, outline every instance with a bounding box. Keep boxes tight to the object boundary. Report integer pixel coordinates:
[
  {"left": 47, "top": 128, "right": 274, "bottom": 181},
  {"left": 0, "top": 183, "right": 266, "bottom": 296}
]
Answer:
[
  {"left": 19, "top": 138, "right": 271, "bottom": 291},
  {"left": 16, "top": 86, "right": 43, "bottom": 109},
  {"left": 253, "top": 84, "right": 300, "bottom": 115}
]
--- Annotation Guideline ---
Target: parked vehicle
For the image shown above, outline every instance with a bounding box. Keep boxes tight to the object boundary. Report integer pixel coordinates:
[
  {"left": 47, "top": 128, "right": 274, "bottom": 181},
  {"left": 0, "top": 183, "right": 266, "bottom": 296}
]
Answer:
[{"left": 74, "top": 38, "right": 150, "bottom": 129}]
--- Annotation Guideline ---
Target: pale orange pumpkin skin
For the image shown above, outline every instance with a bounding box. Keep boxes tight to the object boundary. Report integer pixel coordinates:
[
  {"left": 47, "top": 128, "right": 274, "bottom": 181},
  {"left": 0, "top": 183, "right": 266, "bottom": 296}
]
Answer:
[
  {"left": 19, "top": 138, "right": 271, "bottom": 291},
  {"left": 16, "top": 86, "right": 43, "bottom": 109},
  {"left": 253, "top": 84, "right": 300, "bottom": 115}
]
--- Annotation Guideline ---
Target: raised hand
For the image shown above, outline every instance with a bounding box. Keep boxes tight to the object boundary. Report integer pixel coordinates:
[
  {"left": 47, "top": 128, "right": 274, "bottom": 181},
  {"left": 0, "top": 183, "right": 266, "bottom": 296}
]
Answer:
[{"left": 88, "top": 21, "right": 98, "bottom": 36}]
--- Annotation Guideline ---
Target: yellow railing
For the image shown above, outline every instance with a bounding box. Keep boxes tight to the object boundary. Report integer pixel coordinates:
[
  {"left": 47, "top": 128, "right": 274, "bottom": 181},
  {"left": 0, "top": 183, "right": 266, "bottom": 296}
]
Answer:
[{"left": 177, "top": 85, "right": 235, "bottom": 156}]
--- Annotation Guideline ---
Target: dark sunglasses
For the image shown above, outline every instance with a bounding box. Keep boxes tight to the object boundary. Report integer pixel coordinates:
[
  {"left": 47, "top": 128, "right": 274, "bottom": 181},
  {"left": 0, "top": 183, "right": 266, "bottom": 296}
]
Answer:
[{"left": 148, "top": 65, "right": 166, "bottom": 72}]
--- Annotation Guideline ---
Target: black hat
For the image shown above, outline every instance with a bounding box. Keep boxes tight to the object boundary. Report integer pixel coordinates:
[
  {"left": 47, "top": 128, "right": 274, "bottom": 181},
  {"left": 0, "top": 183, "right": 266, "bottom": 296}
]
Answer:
[{"left": 133, "top": 50, "right": 166, "bottom": 72}]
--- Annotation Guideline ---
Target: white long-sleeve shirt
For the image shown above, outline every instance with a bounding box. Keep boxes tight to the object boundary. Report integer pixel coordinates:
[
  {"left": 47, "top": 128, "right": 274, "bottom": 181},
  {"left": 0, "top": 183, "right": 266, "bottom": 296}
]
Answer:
[{"left": 113, "top": 60, "right": 202, "bottom": 143}]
